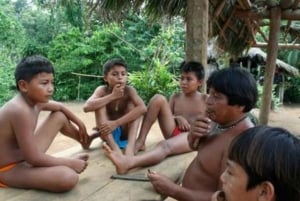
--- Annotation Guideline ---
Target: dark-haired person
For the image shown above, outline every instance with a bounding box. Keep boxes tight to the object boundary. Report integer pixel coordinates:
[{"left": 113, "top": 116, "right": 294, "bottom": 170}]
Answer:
[
  {"left": 0, "top": 55, "right": 90, "bottom": 192},
  {"left": 134, "top": 61, "right": 207, "bottom": 153},
  {"left": 103, "top": 61, "right": 207, "bottom": 174},
  {"left": 212, "top": 126, "right": 300, "bottom": 201},
  {"left": 83, "top": 58, "right": 146, "bottom": 156},
  {"left": 147, "top": 67, "right": 258, "bottom": 201}
]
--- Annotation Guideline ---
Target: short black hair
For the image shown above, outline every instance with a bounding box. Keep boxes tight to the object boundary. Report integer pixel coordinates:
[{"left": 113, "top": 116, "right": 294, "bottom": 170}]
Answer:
[
  {"left": 179, "top": 61, "right": 205, "bottom": 80},
  {"left": 102, "top": 58, "right": 127, "bottom": 75},
  {"left": 14, "top": 55, "right": 55, "bottom": 90},
  {"left": 207, "top": 67, "right": 257, "bottom": 112},
  {"left": 229, "top": 126, "right": 300, "bottom": 201}
]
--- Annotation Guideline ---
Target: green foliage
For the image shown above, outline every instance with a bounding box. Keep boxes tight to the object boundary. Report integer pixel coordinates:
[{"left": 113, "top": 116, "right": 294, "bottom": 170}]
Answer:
[
  {"left": 256, "top": 84, "right": 281, "bottom": 110},
  {"left": 128, "top": 60, "right": 179, "bottom": 104},
  {"left": 128, "top": 24, "right": 184, "bottom": 103},
  {"left": 0, "top": 50, "right": 16, "bottom": 106},
  {"left": 284, "top": 77, "right": 300, "bottom": 103}
]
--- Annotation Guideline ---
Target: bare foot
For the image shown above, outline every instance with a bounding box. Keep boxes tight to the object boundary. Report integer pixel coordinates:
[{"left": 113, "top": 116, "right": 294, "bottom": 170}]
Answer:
[
  {"left": 134, "top": 140, "right": 146, "bottom": 154},
  {"left": 81, "top": 131, "right": 100, "bottom": 150},
  {"left": 71, "top": 153, "right": 89, "bottom": 173},
  {"left": 102, "top": 143, "right": 130, "bottom": 174}
]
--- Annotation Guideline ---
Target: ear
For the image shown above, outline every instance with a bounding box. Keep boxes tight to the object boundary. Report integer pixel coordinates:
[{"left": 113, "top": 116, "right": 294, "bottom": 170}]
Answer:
[
  {"left": 258, "top": 181, "right": 275, "bottom": 201},
  {"left": 18, "top": 80, "right": 28, "bottom": 93},
  {"left": 103, "top": 75, "right": 108, "bottom": 83}
]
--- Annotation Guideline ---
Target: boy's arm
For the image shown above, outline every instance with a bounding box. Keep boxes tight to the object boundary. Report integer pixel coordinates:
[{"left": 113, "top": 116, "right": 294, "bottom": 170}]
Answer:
[
  {"left": 39, "top": 101, "right": 88, "bottom": 142},
  {"left": 12, "top": 105, "right": 82, "bottom": 170},
  {"left": 113, "top": 86, "right": 146, "bottom": 126},
  {"left": 169, "top": 94, "right": 190, "bottom": 131},
  {"left": 83, "top": 86, "right": 119, "bottom": 112}
]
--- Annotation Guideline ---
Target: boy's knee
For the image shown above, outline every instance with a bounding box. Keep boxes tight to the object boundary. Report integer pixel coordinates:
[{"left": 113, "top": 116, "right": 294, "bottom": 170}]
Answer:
[
  {"left": 50, "top": 111, "right": 68, "bottom": 123},
  {"left": 151, "top": 94, "right": 167, "bottom": 105},
  {"left": 55, "top": 169, "right": 79, "bottom": 192}
]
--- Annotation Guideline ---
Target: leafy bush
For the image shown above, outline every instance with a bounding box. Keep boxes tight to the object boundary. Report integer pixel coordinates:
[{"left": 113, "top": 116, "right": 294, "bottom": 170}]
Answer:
[
  {"left": 128, "top": 60, "right": 179, "bottom": 104},
  {"left": 284, "top": 76, "right": 300, "bottom": 103},
  {"left": 256, "top": 84, "right": 281, "bottom": 110}
]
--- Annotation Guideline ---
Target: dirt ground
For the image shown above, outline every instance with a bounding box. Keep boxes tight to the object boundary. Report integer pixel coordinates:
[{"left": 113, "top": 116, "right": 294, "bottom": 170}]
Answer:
[{"left": 46, "top": 102, "right": 300, "bottom": 155}]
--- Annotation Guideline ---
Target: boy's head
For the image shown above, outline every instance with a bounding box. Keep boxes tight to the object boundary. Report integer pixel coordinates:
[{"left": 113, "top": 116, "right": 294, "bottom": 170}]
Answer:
[
  {"left": 102, "top": 58, "right": 127, "bottom": 76},
  {"left": 179, "top": 61, "right": 205, "bottom": 81},
  {"left": 207, "top": 67, "right": 257, "bottom": 112},
  {"left": 224, "top": 126, "right": 300, "bottom": 201},
  {"left": 15, "top": 55, "right": 55, "bottom": 90}
]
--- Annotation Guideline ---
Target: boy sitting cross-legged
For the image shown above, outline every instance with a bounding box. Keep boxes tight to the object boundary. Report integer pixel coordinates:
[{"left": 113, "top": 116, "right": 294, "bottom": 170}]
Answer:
[{"left": 0, "top": 55, "right": 93, "bottom": 192}]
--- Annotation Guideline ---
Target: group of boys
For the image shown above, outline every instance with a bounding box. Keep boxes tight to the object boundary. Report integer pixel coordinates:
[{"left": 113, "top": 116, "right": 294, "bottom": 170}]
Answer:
[{"left": 0, "top": 55, "right": 299, "bottom": 201}]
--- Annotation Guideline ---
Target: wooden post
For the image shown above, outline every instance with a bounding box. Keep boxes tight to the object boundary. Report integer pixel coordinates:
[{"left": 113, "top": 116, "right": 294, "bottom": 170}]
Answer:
[
  {"left": 259, "top": 7, "right": 281, "bottom": 125},
  {"left": 186, "top": 0, "right": 208, "bottom": 92}
]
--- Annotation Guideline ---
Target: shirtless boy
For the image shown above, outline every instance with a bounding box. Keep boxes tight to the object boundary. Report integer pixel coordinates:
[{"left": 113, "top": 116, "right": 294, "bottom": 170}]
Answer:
[
  {"left": 103, "top": 61, "right": 207, "bottom": 174},
  {"left": 0, "top": 55, "right": 90, "bottom": 192},
  {"left": 83, "top": 58, "right": 146, "bottom": 156},
  {"left": 147, "top": 67, "right": 258, "bottom": 201},
  {"left": 135, "top": 61, "right": 207, "bottom": 152},
  {"left": 212, "top": 126, "right": 300, "bottom": 201}
]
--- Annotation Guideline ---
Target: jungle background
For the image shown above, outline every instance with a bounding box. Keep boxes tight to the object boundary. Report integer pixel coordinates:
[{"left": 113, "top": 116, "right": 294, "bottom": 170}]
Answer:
[{"left": 1, "top": 0, "right": 300, "bottom": 107}]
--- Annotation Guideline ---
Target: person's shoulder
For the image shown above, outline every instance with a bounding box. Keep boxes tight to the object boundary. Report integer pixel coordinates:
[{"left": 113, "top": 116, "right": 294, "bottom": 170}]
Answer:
[
  {"left": 171, "top": 92, "right": 181, "bottom": 99},
  {"left": 93, "top": 85, "right": 108, "bottom": 95},
  {"left": 125, "top": 85, "right": 139, "bottom": 94},
  {"left": 199, "top": 92, "right": 208, "bottom": 101},
  {"left": 0, "top": 95, "right": 29, "bottom": 116}
]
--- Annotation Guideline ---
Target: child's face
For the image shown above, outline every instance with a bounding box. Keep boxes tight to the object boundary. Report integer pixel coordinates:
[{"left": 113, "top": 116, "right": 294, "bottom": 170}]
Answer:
[
  {"left": 179, "top": 72, "right": 201, "bottom": 94},
  {"left": 104, "top": 65, "right": 127, "bottom": 88},
  {"left": 220, "top": 160, "right": 260, "bottom": 201},
  {"left": 22, "top": 72, "right": 54, "bottom": 103}
]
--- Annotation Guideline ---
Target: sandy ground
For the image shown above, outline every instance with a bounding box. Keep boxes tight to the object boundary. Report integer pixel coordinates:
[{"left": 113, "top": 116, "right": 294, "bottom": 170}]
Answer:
[{"left": 45, "top": 102, "right": 300, "bottom": 154}]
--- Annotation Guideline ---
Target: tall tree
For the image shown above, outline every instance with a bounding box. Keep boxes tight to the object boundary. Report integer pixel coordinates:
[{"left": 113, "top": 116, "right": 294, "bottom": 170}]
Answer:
[{"left": 85, "top": 0, "right": 208, "bottom": 90}]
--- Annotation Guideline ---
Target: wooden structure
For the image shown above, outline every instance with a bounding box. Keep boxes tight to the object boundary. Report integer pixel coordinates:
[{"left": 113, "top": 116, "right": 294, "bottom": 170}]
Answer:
[
  {"left": 208, "top": 0, "right": 300, "bottom": 124},
  {"left": 0, "top": 125, "right": 195, "bottom": 201},
  {"left": 236, "top": 47, "right": 299, "bottom": 103}
]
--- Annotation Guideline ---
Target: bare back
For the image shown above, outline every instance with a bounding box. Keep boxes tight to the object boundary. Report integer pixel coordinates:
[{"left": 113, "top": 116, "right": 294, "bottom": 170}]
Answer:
[
  {"left": 182, "top": 118, "right": 254, "bottom": 199},
  {"left": 0, "top": 95, "right": 40, "bottom": 167}
]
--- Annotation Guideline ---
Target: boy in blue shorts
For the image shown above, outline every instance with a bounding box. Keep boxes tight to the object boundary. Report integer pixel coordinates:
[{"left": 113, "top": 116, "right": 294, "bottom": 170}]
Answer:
[{"left": 83, "top": 58, "right": 146, "bottom": 156}]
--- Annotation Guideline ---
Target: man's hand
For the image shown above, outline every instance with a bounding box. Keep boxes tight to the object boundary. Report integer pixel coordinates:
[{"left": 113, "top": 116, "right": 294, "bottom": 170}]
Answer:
[
  {"left": 147, "top": 171, "right": 176, "bottom": 196},
  {"left": 188, "top": 115, "right": 211, "bottom": 150}
]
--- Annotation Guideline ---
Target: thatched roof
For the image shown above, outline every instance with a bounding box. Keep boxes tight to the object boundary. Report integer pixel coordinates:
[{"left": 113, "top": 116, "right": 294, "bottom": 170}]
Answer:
[
  {"left": 247, "top": 48, "right": 299, "bottom": 76},
  {"left": 210, "top": 0, "right": 300, "bottom": 56}
]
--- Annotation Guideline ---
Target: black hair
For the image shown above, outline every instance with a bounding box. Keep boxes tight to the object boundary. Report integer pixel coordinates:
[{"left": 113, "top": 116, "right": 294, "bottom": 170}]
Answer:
[
  {"left": 207, "top": 67, "right": 258, "bottom": 112},
  {"left": 179, "top": 61, "right": 205, "bottom": 80},
  {"left": 229, "top": 126, "right": 300, "bottom": 201},
  {"left": 14, "top": 55, "right": 55, "bottom": 90},
  {"left": 102, "top": 58, "right": 127, "bottom": 75}
]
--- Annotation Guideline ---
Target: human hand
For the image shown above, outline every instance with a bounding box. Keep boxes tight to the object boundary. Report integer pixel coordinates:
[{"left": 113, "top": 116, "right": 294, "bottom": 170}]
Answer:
[
  {"left": 188, "top": 115, "right": 211, "bottom": 150},
  {"left": 147, "top": 171, "right": 176, "bottom": 196},
  {"left": 112, "top": 84, "right": 125, "bottom": 99},
  {"left": 175, "top": 116, "right": 190, "bottom": 131},
  {"left": 77, "top": 122, "right": 89, "bottom": 144},
  {"left": 99, "top": 121, "right": 117, "bottom": 136}
]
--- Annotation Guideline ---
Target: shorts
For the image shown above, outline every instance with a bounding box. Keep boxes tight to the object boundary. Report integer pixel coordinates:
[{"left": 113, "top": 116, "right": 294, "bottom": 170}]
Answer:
[
  {"left": 0, "top": 163, "right": 17, "bottom": 188},
  {"left": 172, "top": 126, "right": 183, "bottom": 137},
  {"left": 112, "top": 127, "right": 128, "bottom": 149}
]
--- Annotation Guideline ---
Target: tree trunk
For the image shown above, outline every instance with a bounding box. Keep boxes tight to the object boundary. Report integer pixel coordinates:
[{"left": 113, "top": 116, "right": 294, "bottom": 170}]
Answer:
[
  {"left": 186, "top": 0, "right": 208, "bottom": 92},
  {"left": 259, "top": 7, "right": 281, "bottom": 125}
]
